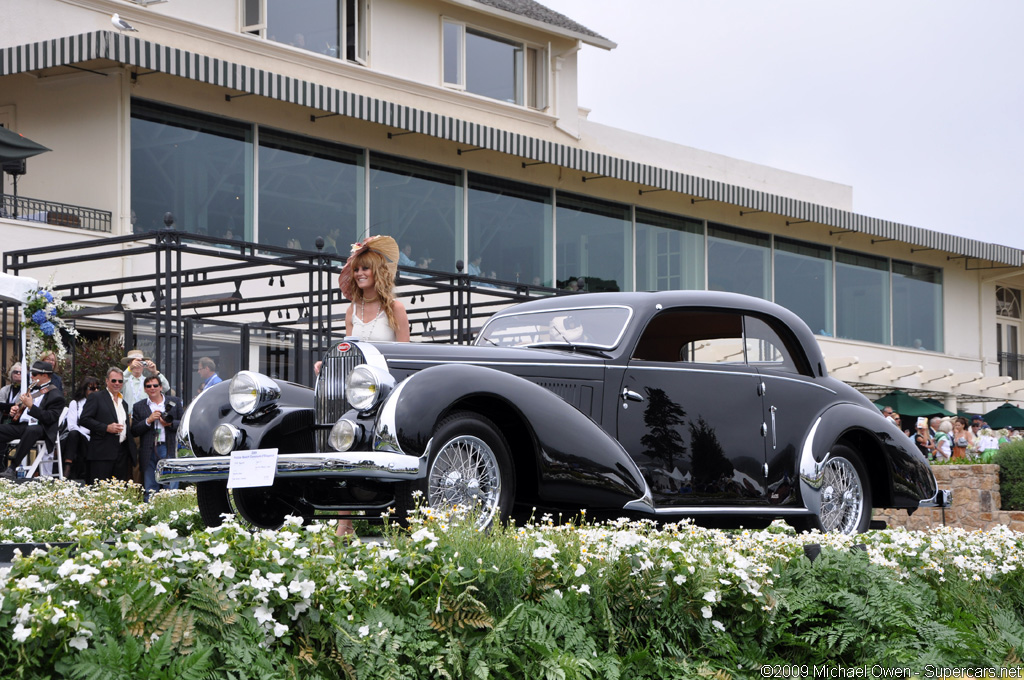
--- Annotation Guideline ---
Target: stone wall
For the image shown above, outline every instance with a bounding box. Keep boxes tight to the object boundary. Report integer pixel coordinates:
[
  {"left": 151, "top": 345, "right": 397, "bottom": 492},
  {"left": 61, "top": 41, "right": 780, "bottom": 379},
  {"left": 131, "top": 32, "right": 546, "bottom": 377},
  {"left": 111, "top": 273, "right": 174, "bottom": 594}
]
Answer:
[{"left": 874, "top": 464, "right": 1024, "bottom": 532}]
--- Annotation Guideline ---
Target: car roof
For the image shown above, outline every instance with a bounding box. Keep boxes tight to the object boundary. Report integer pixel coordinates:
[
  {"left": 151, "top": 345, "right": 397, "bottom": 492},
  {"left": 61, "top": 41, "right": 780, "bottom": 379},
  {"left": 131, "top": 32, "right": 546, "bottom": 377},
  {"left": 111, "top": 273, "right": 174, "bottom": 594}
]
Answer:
[{"left": 497, "top": 291, "right": 828, "bottom": 376}]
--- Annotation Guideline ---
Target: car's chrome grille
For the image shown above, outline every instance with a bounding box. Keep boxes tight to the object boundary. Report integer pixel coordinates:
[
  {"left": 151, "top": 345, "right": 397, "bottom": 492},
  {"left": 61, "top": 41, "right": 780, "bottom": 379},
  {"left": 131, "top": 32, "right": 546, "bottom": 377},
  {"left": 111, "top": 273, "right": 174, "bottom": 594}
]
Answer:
[{"left": 315, "top": 344, "right": 364, "bottom": 453}]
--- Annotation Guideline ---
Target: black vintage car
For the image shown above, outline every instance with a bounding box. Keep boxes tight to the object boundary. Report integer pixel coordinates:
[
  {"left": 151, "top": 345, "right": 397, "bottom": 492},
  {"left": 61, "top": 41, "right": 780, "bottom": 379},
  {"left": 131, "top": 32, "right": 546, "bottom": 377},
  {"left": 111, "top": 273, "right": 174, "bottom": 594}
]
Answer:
[{"left": 158, "top": 291, "right": 950, "bottom": 534}]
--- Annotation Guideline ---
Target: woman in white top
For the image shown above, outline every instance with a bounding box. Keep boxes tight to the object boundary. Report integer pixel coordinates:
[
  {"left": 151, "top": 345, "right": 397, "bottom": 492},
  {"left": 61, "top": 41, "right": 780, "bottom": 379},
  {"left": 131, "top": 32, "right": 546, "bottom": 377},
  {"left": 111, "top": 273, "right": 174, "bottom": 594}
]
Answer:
[
  {"left": 339, "top": 235, "right": 410, "bottom": 343},
  {"left": 334, "top": 235, "right": 410, "bottom": 536},
  {"left": 63, "top": 375, "right": 101, "bottom": 479}
]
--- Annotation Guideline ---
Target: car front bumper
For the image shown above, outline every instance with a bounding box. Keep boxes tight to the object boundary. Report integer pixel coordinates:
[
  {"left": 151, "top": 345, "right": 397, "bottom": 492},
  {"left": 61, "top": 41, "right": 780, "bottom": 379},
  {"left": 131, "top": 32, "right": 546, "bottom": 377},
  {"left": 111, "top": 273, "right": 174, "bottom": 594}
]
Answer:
[
  {"left": 918, "top": 488, "right": 953, "bottom": 508},
  {"left": 156, "top": 451, "right": 427, "bottom": 484}
]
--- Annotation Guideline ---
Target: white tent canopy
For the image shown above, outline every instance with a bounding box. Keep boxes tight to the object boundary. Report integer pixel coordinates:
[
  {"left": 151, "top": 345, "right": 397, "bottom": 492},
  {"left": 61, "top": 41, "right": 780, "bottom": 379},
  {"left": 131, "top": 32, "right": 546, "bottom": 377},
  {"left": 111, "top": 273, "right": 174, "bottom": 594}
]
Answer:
[{"left": 0, "top": 272, "right": 39, "bottom": 395}]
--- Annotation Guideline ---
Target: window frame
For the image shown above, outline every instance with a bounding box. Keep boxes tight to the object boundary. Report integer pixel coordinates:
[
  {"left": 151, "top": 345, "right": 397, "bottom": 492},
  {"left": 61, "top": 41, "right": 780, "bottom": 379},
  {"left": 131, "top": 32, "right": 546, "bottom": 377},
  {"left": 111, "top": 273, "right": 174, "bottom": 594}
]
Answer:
[
  {"left": 242, "top": 0, "right": 368, "bottom": 65},
  {"left": 441, "top": 17, "right": 548, "bottom": 111}
]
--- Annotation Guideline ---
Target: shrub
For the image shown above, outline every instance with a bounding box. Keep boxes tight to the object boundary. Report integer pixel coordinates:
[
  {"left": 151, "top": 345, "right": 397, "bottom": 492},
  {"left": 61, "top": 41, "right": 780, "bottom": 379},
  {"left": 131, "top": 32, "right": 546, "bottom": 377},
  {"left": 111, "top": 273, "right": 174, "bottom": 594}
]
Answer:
[
  {"left": 68, "top": 336, "right": 125, "bottom": 390},
  {"left": 994, "top": 440, "right": 1024, "bottom": 510}
]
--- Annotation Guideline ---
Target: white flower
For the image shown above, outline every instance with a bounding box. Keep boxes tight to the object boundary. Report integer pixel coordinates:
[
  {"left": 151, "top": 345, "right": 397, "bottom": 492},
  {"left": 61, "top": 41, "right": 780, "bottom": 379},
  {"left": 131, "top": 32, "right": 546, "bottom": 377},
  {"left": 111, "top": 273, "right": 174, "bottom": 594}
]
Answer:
[
  {"left": 253, "top": 606, "right": 274, "bottom": 625},
  {"left": 701, "top": 606, "right": 712, "bottom": 619},
  {"left": 673, "top": 575, "right": 686, "bottom": 585},
  {"left": 574, "top": 564, "right": 586, "bottom": 577},
  {"left": 712, "top": 620, "right": 725, "bottom": 632},
  {"left": 50, "top": 607, "right": 67, "bottom": 624},
  {"left": 702, "top": 590, "right": 717, "bottom": 603},
  {"left": 288, "top": 579, "right": 316, "bottom": 599},
  {"left": 208, "top": 542, "right": 230, "bottom": 556},
  {"left": 12, "top": 623, "right": 31, "bottom": 642},
  {"left": 576, "top": 584, "right": 591, "bottom": 595},
  {"left": 69, "top": 635, "right": 89, "bottom": 650},
  {"left": 273, "top": 622, "right": 289, "bottom": 637},
  {"left": 57, "top": 559, "right": 78, "bottom": 578},
  {"left": 358, "top": 625, "right": 370, "bottom": 637}
]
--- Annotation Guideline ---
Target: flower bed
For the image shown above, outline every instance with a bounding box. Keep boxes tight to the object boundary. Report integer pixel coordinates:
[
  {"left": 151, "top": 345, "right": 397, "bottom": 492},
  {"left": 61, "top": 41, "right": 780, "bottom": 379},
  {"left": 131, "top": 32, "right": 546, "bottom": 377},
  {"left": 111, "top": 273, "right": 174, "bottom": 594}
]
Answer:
[{"left": 2, "top": 479, "right": 1024, "bottom": 677}]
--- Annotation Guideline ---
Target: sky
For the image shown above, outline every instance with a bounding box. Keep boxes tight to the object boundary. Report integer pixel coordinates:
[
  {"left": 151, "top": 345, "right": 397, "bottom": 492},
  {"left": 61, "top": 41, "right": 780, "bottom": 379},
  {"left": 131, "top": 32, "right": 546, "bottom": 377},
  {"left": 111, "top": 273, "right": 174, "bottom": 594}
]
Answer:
[{"left": 542, "top": 0, "right": 1024, "bottom": 250}]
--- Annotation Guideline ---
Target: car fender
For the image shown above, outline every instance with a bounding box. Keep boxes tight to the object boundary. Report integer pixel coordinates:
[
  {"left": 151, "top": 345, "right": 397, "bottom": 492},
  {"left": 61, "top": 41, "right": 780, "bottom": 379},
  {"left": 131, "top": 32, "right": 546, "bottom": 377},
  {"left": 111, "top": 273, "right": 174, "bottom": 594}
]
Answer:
[
  {"left": 798, "top": 402, "right": 938, "bottom": 514},
  {"left": 376, "top": 363, "right": 649, "bottom": 506},
  {"left": 179, "top": 379, "right": 315, "bottom": 458}
]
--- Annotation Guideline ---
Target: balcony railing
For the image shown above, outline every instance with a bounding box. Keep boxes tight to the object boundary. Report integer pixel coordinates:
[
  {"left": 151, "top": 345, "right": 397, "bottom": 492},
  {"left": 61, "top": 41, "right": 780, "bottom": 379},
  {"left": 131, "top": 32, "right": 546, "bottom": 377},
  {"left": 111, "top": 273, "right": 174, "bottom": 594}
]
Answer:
[
  {"left": 0, "top": 195, "right": 112, "bottom": 232},
  {"left": 1000, "top": 352, "right": 1024, "bottom": 380}
]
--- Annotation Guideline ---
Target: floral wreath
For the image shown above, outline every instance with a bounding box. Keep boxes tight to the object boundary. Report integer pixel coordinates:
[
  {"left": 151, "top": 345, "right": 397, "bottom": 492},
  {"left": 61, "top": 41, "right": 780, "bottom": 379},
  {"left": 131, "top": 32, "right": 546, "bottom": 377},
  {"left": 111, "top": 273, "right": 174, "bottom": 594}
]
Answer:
[{"left": 21, "top": 278, "right": 80, "bottom": 364}]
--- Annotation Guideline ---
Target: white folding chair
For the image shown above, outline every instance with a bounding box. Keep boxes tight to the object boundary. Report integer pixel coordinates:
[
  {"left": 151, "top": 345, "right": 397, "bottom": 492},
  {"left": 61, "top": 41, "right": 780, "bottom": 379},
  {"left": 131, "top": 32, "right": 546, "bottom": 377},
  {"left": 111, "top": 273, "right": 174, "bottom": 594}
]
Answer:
[{"left": 17, "top": 406, "right": 68, "bottom": 479}]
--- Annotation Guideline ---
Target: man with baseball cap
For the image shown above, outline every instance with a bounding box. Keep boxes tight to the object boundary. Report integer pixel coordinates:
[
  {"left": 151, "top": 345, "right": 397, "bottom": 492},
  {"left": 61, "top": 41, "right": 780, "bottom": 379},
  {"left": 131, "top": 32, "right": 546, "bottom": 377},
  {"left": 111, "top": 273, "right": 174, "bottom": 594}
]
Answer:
[{"left": 121, "top": 349, "right": 170, "bottom": 410}]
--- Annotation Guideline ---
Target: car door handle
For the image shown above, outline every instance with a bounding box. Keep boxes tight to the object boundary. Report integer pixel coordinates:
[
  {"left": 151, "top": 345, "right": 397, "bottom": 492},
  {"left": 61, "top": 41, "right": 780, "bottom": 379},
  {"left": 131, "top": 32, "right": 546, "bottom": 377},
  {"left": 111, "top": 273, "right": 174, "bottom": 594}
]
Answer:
[
  {"left": 770, "top": 405, "right": 778, "bottom": 450},
  {"left": 621, "top": 388, "right": 644, "bottom": 403}
]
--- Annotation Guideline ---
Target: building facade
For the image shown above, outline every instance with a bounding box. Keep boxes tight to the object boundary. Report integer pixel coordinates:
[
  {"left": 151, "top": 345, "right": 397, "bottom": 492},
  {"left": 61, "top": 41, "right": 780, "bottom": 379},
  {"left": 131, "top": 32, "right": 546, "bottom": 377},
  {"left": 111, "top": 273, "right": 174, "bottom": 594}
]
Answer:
[{"left": 1, "top": 0, "right": 1023, "bottom": 412}]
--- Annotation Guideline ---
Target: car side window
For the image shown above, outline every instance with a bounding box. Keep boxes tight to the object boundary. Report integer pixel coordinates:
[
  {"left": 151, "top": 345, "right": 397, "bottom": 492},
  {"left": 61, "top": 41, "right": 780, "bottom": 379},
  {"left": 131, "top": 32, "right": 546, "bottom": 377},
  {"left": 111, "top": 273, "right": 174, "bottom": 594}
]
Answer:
[
  {"left": 743, "top": 315, "right": 805, "bottom": 375},
  {"left": 633, "top": 310, "right": 746, "bottom": 365}
]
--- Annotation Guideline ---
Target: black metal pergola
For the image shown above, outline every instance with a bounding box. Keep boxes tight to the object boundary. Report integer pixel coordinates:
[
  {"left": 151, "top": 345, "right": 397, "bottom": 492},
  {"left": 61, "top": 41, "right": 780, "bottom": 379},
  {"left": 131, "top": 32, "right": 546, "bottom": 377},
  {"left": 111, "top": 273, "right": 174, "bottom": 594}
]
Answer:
[{"left": 2, "top": 225, "right": 559, "bottom": 400}]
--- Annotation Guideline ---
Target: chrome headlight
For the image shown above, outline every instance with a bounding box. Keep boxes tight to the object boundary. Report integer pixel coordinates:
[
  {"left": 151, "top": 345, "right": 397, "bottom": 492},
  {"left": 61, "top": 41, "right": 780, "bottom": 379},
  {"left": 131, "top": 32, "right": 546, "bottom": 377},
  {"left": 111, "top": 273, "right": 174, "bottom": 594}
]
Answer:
[
  {"left": 345, "top": 364, "right": 395, "bottom": 411},
  {"left": 229, "top": 371, "right": 282, "bottom": 416},
  {"left": 212, "top": 424, "right": 242, "bottom": 455},
  {"left": 328, "top": 418, "right": 361, "bottom": 452}
]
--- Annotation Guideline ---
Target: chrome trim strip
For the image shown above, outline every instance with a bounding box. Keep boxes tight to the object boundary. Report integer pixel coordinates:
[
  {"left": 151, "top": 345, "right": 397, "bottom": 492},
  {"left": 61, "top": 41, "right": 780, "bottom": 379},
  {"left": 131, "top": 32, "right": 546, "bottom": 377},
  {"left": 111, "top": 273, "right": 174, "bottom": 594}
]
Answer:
[
  {"left": 156, "top": 450, "right": 427, "bottom": 483},
  {"left": 622, "top": 498, "right": 813, "bottom": 516}
]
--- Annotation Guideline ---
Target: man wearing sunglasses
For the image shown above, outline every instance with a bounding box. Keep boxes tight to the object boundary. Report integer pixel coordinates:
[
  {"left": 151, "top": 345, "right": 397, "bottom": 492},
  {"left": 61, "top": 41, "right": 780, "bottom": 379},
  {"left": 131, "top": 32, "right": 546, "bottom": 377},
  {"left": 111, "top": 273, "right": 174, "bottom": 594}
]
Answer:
[
  {"left": 79, "top": 367, "right": 138, "bottom": 483},
  {"left": 131, "top": 377, "right": 182, "bottom": 500}
]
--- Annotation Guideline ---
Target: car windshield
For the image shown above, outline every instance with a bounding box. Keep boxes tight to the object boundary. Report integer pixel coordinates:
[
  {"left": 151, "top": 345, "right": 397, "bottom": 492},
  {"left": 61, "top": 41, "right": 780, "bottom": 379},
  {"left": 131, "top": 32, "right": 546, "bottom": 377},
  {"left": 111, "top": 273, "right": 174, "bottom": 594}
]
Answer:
[{"left": 476, "top": 306, "right": 632, "bottom": 349}]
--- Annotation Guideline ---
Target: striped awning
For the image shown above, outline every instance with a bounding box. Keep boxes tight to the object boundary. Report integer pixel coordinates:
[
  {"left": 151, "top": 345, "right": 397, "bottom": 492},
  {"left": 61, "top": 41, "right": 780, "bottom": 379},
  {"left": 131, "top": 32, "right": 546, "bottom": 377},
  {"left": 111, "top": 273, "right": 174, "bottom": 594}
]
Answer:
[{"left": 3, "top": 30, "right": 1021, "bottom": 267}]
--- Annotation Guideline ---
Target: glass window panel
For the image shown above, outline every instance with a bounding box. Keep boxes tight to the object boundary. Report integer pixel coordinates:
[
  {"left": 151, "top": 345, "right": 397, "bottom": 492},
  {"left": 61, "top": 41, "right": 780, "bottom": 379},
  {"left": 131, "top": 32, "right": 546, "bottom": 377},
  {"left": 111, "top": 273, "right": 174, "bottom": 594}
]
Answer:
[
  {"left": 997, "top": 286, "right": 1022, "bottom": 319},
  {"left": 131, "top": 101, "right": 251, "bottom": 239},
  {"left": 266, "top": 0, "right": 340, "bottom": 58},
  {"left": 892, "top": 260, "right": 942, "bottom": 352},
  {"left": 635, "top": 208, "right": 703, "bottom": 291},
  {"left": 468, "top": 174, "right": 552, "bottom": 286},
  {"left": 243, "top": 0, "right": 262, "bottom": 32},
  {"left": 443, "top": 21, "right": 463, "bottom": 85},
  {"left": 555, "top": 193, "right": 631, "bottom": 292},
  {"left": 744, "top": 315, "right": 806, "bottom": 374},
  {"left": 369, "top": 153, "right": 462, "bottom": 273},
  {"left": 707, "top": 224, "right": 770, "bottom": 299},
  {"left": 774, "top": 237, "right": 833, "bottom": 336},
  {"left": 345, "top": 0, "right": 365, "bottom": 62},
  {"left": 465, "top": 28, "right": 522, "bottom": 104},
  {"left": 257, "top": 130, "right": 363, "bottom": 255},
  {"left": 526, "top": 47, "right": 543, "bottom": 109},
  {"left": 835, "top": 249, "right": 890, "bottom": 344}
]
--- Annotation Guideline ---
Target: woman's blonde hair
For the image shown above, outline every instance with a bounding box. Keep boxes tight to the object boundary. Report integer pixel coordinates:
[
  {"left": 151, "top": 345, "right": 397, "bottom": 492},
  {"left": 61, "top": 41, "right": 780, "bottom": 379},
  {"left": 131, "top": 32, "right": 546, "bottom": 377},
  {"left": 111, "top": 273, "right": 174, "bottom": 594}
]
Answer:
[{"left": 351, "top": 249, "right": 398, "bottom": 332}]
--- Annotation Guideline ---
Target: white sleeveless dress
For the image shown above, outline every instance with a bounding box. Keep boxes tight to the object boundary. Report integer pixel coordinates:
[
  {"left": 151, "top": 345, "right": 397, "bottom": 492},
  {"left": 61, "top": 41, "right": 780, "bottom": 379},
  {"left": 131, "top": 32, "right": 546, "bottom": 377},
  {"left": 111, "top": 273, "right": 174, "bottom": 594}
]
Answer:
[{"left": 352, "top": 310, "right": 396, "bottom": 342}]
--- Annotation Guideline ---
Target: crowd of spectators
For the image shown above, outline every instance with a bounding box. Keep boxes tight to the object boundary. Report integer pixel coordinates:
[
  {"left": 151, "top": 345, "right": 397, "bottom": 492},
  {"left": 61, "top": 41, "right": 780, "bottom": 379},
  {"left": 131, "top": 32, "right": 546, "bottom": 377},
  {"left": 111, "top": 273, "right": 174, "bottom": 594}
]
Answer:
[
  {"left": 884, "top": 407, "right": 1022, "bottom": 463},
  {"left": 0, "top": 351, "right": 223, "bottom": 499}
]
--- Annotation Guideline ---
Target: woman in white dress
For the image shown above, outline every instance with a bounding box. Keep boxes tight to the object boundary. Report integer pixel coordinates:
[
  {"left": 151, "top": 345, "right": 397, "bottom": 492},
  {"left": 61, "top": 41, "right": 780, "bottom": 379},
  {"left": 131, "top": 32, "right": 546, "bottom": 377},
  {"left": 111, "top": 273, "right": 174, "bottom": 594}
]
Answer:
[
  {"left": 334, "top": 235, "right": 410, "bottom": 536},
  {"left": 339, "top": 234, "right": 410, "bottom": 342}
]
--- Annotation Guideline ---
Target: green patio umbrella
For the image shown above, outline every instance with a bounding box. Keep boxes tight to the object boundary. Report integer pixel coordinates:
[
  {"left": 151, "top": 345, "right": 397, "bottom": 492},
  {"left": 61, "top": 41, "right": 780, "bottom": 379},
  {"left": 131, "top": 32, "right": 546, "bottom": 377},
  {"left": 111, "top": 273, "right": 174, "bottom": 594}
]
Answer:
[
  {"left": 874, "top": 390, "right": 954, "bottom": 418},
  {"left": 982, "top": 403, "right": 1024, "bottom": 429}
]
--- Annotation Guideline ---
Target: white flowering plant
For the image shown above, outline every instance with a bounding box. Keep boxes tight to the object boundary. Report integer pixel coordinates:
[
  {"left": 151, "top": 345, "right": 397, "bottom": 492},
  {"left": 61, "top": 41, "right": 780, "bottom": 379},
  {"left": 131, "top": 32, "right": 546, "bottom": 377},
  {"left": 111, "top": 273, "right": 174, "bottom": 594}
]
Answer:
[
  {"left": 2, "top": 478, "right": 1024, "bottom": 676},
  {"left": 20, "top": 279, "right": 80, "bottom": 363}
]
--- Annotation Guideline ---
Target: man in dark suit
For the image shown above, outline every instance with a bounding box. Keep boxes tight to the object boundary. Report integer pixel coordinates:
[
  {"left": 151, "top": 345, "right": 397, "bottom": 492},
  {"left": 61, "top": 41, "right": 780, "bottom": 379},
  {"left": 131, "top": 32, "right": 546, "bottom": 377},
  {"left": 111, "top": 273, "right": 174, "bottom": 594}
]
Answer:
[
  {"left": 80, "top": 366, "right": 137, "bottom": 484},
  {"left": 131, "top": 376, "right": 183, "bottom": 500},
  {"left": 0, "top": 361, "right": 66, "bottom": 479}
]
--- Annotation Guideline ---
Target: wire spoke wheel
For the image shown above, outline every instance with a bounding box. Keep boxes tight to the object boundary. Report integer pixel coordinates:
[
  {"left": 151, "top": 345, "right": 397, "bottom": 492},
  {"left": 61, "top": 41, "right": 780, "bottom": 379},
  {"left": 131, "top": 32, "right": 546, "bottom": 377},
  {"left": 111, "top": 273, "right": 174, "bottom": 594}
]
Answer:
[
  {"left": 428, "top": 434, "right": 502, "bottom": 527},
  {"left": 818, "top": 456, "right": 865, "bottom": 534},
  {"left": 408, "top": 412, "right": 514, "bottom": 530}
]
